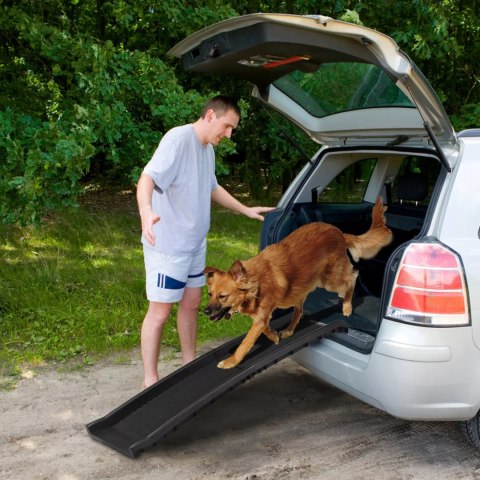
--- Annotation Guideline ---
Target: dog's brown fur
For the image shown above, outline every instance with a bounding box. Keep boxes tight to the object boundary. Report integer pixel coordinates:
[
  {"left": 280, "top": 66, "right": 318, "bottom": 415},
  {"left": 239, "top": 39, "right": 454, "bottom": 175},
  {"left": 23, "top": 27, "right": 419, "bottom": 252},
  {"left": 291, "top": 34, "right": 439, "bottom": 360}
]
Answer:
[{"left": 204, "top": 198, "right": 392, "bottom": 369}]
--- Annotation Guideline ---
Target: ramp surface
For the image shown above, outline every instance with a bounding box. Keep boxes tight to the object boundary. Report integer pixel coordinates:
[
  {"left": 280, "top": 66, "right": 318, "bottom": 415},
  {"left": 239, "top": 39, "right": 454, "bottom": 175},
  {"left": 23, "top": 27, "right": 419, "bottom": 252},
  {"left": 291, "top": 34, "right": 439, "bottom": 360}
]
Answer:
[{"left": 86, "top": 312, "right": 347, "bottom": 457}]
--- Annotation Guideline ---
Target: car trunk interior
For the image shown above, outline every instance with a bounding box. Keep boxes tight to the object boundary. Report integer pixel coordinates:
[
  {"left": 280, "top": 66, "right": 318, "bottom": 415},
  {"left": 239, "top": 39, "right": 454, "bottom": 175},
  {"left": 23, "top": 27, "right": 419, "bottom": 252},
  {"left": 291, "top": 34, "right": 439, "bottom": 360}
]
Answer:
[{"left": 271, "top": 147, "right": 442, "bottom": 353}]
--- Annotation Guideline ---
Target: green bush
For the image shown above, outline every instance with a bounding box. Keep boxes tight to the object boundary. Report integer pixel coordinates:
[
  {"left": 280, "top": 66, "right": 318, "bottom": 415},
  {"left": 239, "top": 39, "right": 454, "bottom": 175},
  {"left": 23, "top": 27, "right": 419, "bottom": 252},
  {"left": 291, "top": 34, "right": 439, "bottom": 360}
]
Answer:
[{"left": 0, "top": 109, "right": 94, "bottom": 224}]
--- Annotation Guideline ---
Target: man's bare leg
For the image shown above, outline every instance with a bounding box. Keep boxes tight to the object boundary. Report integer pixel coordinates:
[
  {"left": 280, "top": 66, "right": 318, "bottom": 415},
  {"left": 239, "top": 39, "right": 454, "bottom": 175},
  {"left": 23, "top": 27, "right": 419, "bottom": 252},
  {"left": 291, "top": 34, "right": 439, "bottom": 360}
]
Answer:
[
  {"left": 177, "top": 287, "right": 202, "bottom": 364},
  {"left": 141, "top": 301, "right": 173, "bottom": 388}
]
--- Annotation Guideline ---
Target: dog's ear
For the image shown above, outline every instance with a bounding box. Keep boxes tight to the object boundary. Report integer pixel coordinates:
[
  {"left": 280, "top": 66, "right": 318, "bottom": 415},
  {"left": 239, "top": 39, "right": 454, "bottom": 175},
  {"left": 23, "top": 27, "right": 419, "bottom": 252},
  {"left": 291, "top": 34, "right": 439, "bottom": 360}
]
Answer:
[
  {"left": 204, "top": 266, "right": 220, "bottom": 278},
  {"left": 230, "top": 260, "right": 246, "bottom": 282}
]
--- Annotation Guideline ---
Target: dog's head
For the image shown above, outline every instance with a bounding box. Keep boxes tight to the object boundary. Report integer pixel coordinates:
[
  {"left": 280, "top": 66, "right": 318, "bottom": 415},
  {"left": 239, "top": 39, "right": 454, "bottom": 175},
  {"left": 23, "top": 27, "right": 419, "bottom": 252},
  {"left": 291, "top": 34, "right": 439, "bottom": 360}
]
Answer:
[{"left": 204, "top": 260, "right": 258, "bottom": 321}]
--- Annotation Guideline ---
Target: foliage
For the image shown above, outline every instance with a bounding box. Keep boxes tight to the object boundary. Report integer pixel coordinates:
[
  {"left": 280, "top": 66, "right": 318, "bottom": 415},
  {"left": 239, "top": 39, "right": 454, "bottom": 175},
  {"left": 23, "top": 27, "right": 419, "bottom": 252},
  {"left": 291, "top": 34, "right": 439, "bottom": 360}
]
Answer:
[
  {"left": 351, "top": 1, "right": 480, "bottom": 123},
  {"left": 0, "top": 109, "right": 94, "bottom": 224},
  {"left": 1, "top": 1, "right": 480, "bottom": 223},
  {"left": 0, "top": 0, "right": 234, "bottom": 224},
  {"left": 235, "top": 102, "right": 317, "bottom": 200}
]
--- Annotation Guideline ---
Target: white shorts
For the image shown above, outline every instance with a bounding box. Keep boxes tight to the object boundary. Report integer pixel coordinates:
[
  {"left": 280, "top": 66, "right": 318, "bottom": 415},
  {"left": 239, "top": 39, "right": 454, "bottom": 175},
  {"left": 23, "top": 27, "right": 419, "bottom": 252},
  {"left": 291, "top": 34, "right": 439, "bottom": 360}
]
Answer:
[{"left": 143, "top": 245, "right": 206, "bottom": 303}]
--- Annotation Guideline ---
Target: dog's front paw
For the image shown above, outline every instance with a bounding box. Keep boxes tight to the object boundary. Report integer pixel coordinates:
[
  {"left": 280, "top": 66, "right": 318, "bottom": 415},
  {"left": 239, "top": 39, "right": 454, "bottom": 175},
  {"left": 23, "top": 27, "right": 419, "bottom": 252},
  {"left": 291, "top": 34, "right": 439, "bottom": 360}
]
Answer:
[
  {"left": 264, "top": 329, "right": 280, "bottom": 344},
  {"left": 217, "top": 356, "right": 239, "bottom": 369}
]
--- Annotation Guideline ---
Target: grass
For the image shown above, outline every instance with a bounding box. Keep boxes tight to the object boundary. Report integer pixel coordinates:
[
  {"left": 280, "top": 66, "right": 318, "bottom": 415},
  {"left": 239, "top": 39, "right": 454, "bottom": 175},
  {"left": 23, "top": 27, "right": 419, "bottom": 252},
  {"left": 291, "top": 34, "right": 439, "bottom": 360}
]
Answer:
[{"left": 0, "top": 185, "right": 270, "bottom": 383}]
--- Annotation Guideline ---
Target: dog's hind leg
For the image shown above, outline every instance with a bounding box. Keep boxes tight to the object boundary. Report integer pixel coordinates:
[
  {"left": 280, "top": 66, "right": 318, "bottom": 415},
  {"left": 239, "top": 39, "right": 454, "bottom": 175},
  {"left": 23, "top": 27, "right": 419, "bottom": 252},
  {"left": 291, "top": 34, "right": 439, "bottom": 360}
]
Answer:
[
  {"left": 339, "top": 270, "right": 358, "bottom": 316},
  {"left": 279, "top": 303, "right": 304, "bottom": 340}
]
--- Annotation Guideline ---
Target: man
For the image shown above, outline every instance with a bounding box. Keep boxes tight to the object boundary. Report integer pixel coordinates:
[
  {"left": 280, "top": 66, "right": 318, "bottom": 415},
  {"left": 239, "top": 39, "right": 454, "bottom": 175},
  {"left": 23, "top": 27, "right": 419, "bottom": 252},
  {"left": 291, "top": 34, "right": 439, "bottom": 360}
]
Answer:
[{"left": 137, "top": 95, "right": 273, "bottom": 388}]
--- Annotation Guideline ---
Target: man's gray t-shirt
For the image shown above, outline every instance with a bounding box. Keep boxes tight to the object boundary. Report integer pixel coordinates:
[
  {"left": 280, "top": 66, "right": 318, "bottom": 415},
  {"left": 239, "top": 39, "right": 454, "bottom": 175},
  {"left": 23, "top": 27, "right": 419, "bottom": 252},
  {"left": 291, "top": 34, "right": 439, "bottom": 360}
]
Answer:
[{"left": 142, "top": 124, "right": 219, "bottom": 255}]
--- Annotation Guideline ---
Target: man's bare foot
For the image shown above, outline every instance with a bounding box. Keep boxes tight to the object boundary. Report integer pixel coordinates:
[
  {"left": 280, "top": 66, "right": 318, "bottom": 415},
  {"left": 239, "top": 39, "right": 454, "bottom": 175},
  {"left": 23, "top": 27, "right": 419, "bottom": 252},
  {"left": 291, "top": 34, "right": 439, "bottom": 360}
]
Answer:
[{"left": 142, "top": 377, "right": 158, "bottom": 389}]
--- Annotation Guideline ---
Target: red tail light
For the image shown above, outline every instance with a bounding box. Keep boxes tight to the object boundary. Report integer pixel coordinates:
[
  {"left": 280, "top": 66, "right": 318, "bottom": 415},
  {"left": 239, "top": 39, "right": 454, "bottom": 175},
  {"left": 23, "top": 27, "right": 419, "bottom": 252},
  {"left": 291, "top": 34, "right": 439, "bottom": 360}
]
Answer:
[{"left": 386, "top": 243, "right": 469, "bottom": 326}]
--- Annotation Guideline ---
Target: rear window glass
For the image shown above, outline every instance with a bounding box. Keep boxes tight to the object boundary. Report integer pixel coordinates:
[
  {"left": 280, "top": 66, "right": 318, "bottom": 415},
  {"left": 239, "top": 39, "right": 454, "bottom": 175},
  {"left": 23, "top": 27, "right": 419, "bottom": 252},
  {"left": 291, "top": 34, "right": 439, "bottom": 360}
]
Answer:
[{"left": 273, "top": 62, "right": 414, "bottom": 117}]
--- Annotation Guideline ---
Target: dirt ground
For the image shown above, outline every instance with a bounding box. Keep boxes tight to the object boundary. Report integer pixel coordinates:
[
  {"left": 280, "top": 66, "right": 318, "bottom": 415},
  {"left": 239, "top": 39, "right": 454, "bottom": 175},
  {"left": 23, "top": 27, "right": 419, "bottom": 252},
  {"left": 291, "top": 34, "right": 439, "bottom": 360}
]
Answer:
[{"left": 3, "top": 344, "right": 480, "bottom": 480}]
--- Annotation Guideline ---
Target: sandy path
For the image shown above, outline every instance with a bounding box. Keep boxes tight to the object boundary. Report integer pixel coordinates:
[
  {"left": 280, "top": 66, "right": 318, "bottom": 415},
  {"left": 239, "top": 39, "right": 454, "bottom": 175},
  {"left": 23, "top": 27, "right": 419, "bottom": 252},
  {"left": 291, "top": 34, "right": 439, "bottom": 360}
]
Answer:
[{"left": 2, "top": 346, "right": 480, "bottom": 480}]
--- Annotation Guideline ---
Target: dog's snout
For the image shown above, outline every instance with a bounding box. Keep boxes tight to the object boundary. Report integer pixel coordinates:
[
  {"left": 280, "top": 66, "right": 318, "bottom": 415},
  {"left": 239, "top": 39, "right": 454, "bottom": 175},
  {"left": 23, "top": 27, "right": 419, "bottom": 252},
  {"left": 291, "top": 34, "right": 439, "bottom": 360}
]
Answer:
[
  {"left": 204, "top": 302, "right": 220, "bottom": 317},
  {"left": 203, "top": 302, "right": 231, "bottom": 322}
]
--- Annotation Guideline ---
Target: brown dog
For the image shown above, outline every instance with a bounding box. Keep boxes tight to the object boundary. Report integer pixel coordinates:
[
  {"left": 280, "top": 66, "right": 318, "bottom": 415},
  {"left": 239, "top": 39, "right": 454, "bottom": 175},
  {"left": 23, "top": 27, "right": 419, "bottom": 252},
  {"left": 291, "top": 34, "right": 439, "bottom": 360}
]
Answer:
[{"left": 204, "top": 198, "right": 392, "bottom": 369}]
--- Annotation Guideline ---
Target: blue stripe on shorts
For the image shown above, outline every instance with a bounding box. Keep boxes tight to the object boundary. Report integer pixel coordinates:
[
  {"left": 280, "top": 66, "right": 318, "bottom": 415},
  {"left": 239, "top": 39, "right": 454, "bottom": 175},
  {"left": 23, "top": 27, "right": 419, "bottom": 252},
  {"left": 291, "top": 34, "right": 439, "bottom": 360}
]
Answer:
[
  {"left": 188, "top": 272, "right": 204, "bottom": 279},
  {"left": 157, "top": 274, "right": 187, "bottom": 290}
]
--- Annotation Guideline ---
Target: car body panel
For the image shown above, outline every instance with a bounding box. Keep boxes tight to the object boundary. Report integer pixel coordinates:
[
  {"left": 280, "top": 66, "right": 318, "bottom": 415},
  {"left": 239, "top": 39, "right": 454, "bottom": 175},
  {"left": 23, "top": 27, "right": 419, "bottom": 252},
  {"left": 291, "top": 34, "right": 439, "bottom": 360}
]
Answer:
[{"left": 434, "top": 137, "right": 480, "bottom": 351}]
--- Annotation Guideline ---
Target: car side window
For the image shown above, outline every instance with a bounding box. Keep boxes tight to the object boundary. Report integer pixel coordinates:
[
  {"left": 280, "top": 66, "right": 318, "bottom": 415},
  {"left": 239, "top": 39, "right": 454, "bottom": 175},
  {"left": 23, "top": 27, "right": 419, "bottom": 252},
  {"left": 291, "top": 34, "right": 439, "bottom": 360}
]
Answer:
[{"left": 318, "top": 158, "right": 377, "bottom": 203}]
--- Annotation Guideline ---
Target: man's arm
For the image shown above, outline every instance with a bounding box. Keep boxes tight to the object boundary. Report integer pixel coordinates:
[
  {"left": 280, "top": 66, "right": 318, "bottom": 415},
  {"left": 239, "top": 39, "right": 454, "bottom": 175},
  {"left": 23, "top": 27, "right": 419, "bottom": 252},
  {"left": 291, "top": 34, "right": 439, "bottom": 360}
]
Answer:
[
  {"left": 211, "top": 185, "right": 275, "bottom": 221},
  {"left": 137, "top": 172, "right": 160, "bottom": 246}
]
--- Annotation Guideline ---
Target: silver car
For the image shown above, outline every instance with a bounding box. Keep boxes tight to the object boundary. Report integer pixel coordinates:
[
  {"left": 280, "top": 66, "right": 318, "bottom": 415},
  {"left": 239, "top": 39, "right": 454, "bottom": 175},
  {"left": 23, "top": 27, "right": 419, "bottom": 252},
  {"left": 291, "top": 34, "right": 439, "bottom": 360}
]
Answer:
[{"left": 169, "top": 13, "right": 480, "bottom": 447}]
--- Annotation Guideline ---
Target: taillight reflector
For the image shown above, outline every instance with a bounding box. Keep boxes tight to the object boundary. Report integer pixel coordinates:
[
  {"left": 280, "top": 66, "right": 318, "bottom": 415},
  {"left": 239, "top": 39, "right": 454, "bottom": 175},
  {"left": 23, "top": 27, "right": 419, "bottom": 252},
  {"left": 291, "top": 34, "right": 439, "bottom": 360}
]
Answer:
[
  {"left": 386, "top": 243, "right": 469, "bottom": 326},
  {"left": 396, "top": 265, "right": 463, "bottom": 290},
  {"left": 390, "top": 287, "right": 465, "bottom": 314}
]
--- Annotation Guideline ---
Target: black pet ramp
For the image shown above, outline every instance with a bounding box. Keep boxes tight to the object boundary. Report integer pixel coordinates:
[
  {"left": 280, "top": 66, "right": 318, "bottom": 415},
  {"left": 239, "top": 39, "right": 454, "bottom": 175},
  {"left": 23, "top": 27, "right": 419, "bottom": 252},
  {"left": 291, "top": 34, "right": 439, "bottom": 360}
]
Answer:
[{"left": 86, "top": 313, "right": 347, "bottom": 458}]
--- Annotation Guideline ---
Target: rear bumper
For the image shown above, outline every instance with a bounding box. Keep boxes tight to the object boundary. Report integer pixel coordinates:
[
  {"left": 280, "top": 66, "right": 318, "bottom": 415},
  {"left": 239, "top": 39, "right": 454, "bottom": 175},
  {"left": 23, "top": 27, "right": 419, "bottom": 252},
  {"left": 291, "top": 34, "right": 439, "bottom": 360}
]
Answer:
[
  {"left": 294, "top": 319, "right": 480, "bottom": 420},
  {"left": 374, "top": 339, "right": 451, "bottom": 362}
]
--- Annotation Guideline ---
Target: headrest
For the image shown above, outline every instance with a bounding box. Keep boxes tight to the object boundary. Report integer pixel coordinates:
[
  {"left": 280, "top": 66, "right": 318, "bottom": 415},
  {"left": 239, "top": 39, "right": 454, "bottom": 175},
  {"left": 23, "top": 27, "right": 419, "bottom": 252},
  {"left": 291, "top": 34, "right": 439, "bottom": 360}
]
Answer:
[{"left": 395, "top": 173, "right": 427, "bottom": 203}]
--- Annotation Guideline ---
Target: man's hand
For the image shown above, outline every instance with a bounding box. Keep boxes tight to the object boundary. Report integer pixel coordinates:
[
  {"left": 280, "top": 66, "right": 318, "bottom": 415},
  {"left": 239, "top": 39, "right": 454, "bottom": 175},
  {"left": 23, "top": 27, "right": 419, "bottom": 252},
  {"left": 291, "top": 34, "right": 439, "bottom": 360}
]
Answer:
[
  {"left": 211, "top": 186, "right": 275, "bottom": 221},
  {"left": 140, "top": 208, "right": 160, "bottom": 246},
  {"left": 137, "top": 173, "right": 159, "bottom": 246},
  {"left": 243, "top": 206, "right": 276, "bottom": 221}
]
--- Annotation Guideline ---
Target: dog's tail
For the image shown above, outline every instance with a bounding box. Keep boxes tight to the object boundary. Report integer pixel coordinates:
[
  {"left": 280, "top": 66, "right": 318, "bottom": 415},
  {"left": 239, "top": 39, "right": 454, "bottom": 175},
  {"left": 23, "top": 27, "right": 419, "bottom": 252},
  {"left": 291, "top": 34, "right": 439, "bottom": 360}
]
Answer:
[{"left": 343, "top": 197, "right": 393, "bottom": 262}]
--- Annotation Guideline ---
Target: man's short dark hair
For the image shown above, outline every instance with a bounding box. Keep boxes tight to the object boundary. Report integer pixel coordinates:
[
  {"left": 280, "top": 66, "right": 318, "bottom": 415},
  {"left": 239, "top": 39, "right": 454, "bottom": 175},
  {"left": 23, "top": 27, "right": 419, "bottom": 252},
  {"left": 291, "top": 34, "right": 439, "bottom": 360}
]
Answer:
[{"left": 202, "top": 95, "right": 241, "bottom": 119}]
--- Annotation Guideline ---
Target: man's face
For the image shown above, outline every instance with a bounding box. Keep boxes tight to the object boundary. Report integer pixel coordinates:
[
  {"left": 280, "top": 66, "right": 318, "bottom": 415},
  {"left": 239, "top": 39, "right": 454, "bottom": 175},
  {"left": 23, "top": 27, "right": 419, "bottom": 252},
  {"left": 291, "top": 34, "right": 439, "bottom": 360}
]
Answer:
[{"left": 206, "top": 108, "right": 240, "bottom": 146}]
